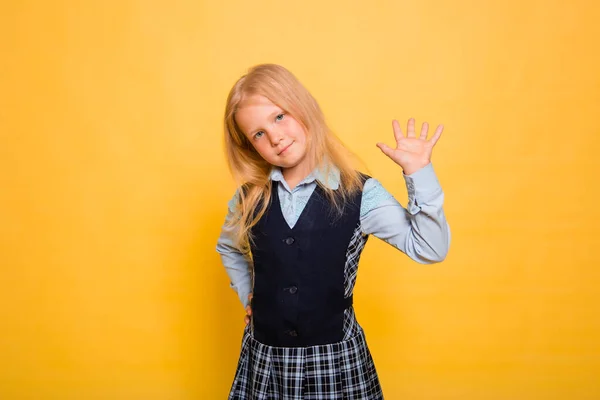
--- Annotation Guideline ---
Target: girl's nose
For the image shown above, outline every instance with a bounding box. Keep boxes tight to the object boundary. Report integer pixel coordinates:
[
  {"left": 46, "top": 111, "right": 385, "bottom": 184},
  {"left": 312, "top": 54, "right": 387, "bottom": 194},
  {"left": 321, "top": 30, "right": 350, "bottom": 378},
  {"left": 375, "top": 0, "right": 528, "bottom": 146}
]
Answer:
[{"left": 268, "top": 130, "right": 283, "bottom": 146}]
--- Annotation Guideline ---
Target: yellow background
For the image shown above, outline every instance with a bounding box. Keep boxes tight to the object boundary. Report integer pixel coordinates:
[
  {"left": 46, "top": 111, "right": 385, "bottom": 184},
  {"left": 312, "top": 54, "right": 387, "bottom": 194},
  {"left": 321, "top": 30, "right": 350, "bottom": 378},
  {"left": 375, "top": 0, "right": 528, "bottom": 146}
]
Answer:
[{"left": 1, "top": 1, "right": 599, "bottom": 399}]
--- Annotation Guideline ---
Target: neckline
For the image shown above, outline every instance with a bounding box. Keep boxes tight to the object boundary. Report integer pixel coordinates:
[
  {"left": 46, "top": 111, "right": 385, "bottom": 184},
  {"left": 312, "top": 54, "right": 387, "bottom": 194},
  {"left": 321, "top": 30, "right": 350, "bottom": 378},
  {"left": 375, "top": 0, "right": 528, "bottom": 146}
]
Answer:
[{"left": 272, "top": 181, "right": 321, "bottom": 232}]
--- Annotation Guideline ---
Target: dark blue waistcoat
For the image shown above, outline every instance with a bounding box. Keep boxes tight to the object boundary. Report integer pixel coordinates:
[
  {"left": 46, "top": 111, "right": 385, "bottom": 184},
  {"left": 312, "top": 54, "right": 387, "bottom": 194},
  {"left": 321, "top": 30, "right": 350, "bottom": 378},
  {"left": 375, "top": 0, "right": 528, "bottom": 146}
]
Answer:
[{"left": 250, "top": 180, "right": 364, "bottom": 347}]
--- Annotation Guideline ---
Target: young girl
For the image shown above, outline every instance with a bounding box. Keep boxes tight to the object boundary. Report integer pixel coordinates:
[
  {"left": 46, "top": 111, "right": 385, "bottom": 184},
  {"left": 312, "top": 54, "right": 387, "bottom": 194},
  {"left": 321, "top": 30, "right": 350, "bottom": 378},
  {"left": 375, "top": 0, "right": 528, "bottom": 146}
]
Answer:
[{"left": 216, "top": 64, "right": 450, "bottom": 399}]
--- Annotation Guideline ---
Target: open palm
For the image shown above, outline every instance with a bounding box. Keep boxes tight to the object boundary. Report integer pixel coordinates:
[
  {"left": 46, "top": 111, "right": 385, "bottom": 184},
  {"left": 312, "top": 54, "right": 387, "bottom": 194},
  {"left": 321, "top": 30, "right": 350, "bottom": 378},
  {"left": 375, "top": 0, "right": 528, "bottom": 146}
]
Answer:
[{"left": 376, "top": 118, "right": 443, "bottom": 175}]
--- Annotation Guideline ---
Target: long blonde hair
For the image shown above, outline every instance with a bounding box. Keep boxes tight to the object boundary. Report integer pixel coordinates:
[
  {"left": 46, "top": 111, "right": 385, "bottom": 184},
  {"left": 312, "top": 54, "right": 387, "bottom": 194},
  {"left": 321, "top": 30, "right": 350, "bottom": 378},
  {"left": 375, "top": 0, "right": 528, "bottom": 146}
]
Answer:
[{"left": 223, "top": 64, "right": 363, "bottom": 254}]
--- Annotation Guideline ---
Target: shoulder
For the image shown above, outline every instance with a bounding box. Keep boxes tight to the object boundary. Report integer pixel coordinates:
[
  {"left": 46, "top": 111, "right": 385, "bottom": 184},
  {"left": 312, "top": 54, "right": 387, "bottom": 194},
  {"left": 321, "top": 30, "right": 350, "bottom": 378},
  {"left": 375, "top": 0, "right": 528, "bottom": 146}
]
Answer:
[
  {"left": 361, "top": 176, "right": 392, "bottom": 199},
  {"left": 227, "top": 189, "right": 241, "bottom": 213},
  {"left": 228, "top": 181, "right": 273, "bottom": 213},
  {"left": 360, "top": 176, "right": 395, "bottom": 217},
  {"left": 227, "top": 183, "right": 251, "bottom": 212}
]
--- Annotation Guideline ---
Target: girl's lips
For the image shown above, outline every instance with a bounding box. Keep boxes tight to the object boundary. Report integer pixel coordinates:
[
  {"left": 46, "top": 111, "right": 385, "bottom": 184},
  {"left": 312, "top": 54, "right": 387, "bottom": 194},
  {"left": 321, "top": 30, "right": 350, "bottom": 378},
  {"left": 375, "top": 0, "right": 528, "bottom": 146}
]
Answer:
[{"left": 278, "top": 142, "right": 293, "bottom": 155}]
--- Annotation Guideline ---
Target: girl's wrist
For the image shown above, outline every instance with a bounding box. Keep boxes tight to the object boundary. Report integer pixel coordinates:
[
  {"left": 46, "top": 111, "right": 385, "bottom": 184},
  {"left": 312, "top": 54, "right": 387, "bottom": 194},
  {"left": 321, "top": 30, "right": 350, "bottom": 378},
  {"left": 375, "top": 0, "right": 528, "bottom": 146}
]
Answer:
[{"left": 403, "top": 161, "right": 430, "bottom": 176}]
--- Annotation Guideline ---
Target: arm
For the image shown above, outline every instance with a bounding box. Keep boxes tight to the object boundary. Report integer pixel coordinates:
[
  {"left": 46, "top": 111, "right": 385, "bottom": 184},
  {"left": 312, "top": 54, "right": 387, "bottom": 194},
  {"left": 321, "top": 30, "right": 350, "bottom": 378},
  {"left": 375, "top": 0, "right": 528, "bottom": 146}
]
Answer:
[
  {"left": 361, "top": 163, "right": 450, "bottom": 263},
  {"left": 369, "top": 118, "right": 450, "bottom": 262},
  {"left": 215, "top": 191, "right": 253, "bottom": 309}
]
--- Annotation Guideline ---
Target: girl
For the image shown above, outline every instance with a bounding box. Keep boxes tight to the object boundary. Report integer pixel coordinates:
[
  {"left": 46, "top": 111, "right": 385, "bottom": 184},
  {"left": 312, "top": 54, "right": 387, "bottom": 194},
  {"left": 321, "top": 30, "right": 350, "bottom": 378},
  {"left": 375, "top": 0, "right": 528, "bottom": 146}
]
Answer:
[{"left": 216, "top": 64, "right": 450, "bottom": 399}]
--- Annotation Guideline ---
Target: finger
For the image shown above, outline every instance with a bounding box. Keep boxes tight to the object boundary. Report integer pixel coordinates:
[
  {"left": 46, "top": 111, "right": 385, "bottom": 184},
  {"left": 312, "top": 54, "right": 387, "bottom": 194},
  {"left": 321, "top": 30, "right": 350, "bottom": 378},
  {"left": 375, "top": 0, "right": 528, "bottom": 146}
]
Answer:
[
  {"left": 244, "top": 315, "right": 250, "bottom": 325},
  {"left": 246, "top": 305, "right": 252, "bottom": 316},
  {"left": 406, "top": 118, "right": 416, "bottom": 138},
  {"left": 248, "top": 293, "right": 253, "bottom": 301},
  {"left": 429, "top": 124, "right": 444, "bottom": 146},
  {"left": 419, "top": 122, "right": 429, "bottom": 140},
  {"left": 376, "top": 142, "right": 395, "bottom": 159},
  {"left": 392, "top": 119, "right": 403, "bottom": 145}
]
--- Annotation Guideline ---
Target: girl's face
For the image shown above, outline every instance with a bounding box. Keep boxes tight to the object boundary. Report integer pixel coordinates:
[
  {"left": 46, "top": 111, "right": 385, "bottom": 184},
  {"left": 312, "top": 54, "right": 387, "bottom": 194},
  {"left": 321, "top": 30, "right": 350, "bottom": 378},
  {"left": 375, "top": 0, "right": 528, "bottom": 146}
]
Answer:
[{"left": 235, "top": 94, "right": 310, "bottom": 177}]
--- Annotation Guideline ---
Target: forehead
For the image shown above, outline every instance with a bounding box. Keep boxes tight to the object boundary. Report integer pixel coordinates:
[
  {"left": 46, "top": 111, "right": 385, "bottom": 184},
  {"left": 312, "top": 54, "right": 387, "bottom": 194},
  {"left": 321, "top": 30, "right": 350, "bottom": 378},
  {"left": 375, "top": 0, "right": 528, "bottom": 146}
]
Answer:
[
  {"left": 235, "top": 94, "right": 281, "bottom": 134},
  {"left": 236, "top": 94, "right": 278, "bottom": 114}
]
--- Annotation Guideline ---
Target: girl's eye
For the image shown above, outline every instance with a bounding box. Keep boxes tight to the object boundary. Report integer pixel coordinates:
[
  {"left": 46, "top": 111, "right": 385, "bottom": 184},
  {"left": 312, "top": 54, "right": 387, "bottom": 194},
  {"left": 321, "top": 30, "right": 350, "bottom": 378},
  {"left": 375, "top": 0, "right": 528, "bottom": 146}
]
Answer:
[
  {"left": 254, "top": 131, "right": 264, "bottom": 140},
  {"left": 275, "top": 113, "right": 285, "bottom": 121}
]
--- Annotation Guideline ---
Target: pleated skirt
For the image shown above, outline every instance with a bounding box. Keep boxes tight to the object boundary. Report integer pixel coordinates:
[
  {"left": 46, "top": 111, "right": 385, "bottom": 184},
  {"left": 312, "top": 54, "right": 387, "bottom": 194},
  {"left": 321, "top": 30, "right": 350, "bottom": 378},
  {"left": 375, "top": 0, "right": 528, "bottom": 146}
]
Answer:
[{"left": 228, "top": 321, "right": 383, "bottom": 399}]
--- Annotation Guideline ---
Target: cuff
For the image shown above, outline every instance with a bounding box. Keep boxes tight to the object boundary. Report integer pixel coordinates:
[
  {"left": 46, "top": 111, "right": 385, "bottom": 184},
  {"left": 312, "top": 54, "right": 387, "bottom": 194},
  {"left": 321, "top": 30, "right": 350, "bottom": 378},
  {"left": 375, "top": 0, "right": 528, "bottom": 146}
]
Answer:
[{"left": 404, "top": 163, "right": 443, "bottom": 214}]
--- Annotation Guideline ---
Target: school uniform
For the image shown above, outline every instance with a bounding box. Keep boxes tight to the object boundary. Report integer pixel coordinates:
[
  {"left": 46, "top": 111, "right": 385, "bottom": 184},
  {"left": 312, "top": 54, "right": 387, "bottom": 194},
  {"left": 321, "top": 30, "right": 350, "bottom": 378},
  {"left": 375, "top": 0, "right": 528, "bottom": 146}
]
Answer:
[{"left": 217, "top": 164, "right": 450, "bottom": 399}]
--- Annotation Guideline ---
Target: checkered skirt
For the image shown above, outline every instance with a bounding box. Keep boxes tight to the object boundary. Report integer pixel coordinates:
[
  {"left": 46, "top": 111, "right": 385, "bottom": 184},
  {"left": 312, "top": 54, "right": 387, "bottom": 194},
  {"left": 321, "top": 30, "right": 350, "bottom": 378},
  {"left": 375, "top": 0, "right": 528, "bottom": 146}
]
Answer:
[{"left": 228, "top": 308, "right": 383, "bottom": 400}]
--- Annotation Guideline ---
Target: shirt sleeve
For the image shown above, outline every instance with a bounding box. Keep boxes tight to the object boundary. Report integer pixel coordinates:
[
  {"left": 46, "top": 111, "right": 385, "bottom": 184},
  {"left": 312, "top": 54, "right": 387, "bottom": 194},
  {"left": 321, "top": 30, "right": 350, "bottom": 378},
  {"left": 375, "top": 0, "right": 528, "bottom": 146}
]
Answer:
[
  {"left": 215, "top": 190, "right": 253, "bottom": 308},
  {"left": 360, "top": 163, "right": 451, "bottom": 263}
]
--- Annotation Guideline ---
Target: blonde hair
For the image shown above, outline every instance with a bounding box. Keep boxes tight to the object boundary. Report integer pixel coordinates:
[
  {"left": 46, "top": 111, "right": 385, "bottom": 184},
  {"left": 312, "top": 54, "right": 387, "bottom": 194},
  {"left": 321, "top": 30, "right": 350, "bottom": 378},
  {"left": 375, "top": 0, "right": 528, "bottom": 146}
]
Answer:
[{"left": 223, "top": 64, "right": 363, "bottom": 253}]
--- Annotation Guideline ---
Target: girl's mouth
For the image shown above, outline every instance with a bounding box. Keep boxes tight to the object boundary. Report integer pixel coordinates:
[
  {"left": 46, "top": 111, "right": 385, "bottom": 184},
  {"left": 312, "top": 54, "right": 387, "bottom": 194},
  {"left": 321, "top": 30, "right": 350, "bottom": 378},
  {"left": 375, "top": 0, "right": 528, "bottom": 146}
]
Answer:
[{"left": 278, "top": 142, "right": 293, "bottom": 155}]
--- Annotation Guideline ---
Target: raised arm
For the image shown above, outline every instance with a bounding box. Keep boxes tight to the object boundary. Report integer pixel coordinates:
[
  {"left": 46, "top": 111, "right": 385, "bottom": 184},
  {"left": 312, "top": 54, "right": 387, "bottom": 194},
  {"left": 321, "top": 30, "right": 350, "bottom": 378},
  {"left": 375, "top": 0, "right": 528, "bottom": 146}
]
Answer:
[{"left": 364, "top": 118, "right": 450, "bottom": 263}]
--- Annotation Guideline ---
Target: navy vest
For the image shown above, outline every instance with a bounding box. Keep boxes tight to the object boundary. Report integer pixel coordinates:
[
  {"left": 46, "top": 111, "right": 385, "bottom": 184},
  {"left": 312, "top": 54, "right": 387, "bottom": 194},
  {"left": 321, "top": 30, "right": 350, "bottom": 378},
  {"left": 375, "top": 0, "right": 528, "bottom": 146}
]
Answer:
[{"left": 250, "top": 180, "right": 364, "bottom": 347}]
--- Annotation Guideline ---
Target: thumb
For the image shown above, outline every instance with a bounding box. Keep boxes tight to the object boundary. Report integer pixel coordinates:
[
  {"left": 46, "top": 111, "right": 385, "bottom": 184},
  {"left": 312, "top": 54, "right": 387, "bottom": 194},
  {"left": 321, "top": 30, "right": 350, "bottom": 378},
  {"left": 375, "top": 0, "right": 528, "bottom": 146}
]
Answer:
[{"left": 376, "top": 142, "right": 395, "bottom": 158}]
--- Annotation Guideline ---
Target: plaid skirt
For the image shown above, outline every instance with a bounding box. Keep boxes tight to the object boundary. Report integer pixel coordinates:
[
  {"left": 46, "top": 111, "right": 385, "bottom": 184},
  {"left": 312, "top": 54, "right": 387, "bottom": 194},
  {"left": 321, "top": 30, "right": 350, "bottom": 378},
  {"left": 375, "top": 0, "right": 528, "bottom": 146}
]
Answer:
[{"left": 228, "top": 313, "right": 383, "bottom": 399}]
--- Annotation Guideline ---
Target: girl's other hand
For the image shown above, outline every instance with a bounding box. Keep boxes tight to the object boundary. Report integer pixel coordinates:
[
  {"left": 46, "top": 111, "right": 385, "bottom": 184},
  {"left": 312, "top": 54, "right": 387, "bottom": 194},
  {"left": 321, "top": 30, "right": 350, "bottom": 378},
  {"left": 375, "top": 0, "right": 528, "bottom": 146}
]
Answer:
[
  {"left": 244, "top": 293, "right": 253, "bottom": 325},
  {"left": 377, "top": 118, "right": 443, "bottom": 175}
]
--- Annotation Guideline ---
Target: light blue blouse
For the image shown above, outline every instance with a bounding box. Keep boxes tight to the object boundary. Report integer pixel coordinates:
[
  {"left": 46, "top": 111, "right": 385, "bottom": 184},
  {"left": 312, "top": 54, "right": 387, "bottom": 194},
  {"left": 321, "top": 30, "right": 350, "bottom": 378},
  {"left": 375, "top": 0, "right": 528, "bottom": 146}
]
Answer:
[{"left": 216, "top": 163, "right": 450, "bottom": 308}]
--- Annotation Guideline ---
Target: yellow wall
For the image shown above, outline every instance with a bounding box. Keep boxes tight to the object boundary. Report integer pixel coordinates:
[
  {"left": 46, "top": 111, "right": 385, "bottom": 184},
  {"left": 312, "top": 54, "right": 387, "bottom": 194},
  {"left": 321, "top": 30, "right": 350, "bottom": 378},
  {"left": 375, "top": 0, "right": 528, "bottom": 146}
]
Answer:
[{"left": 1, "top": 1, "right": 598, "bottom": 398}]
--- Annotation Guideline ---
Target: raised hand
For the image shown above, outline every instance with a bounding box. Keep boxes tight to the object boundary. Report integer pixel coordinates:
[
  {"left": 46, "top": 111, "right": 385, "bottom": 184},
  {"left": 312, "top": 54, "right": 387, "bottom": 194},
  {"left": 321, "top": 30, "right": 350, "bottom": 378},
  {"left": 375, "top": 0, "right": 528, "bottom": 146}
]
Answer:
[{"left": 376, "top": 118, "right": 443, "bottom": 175}]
